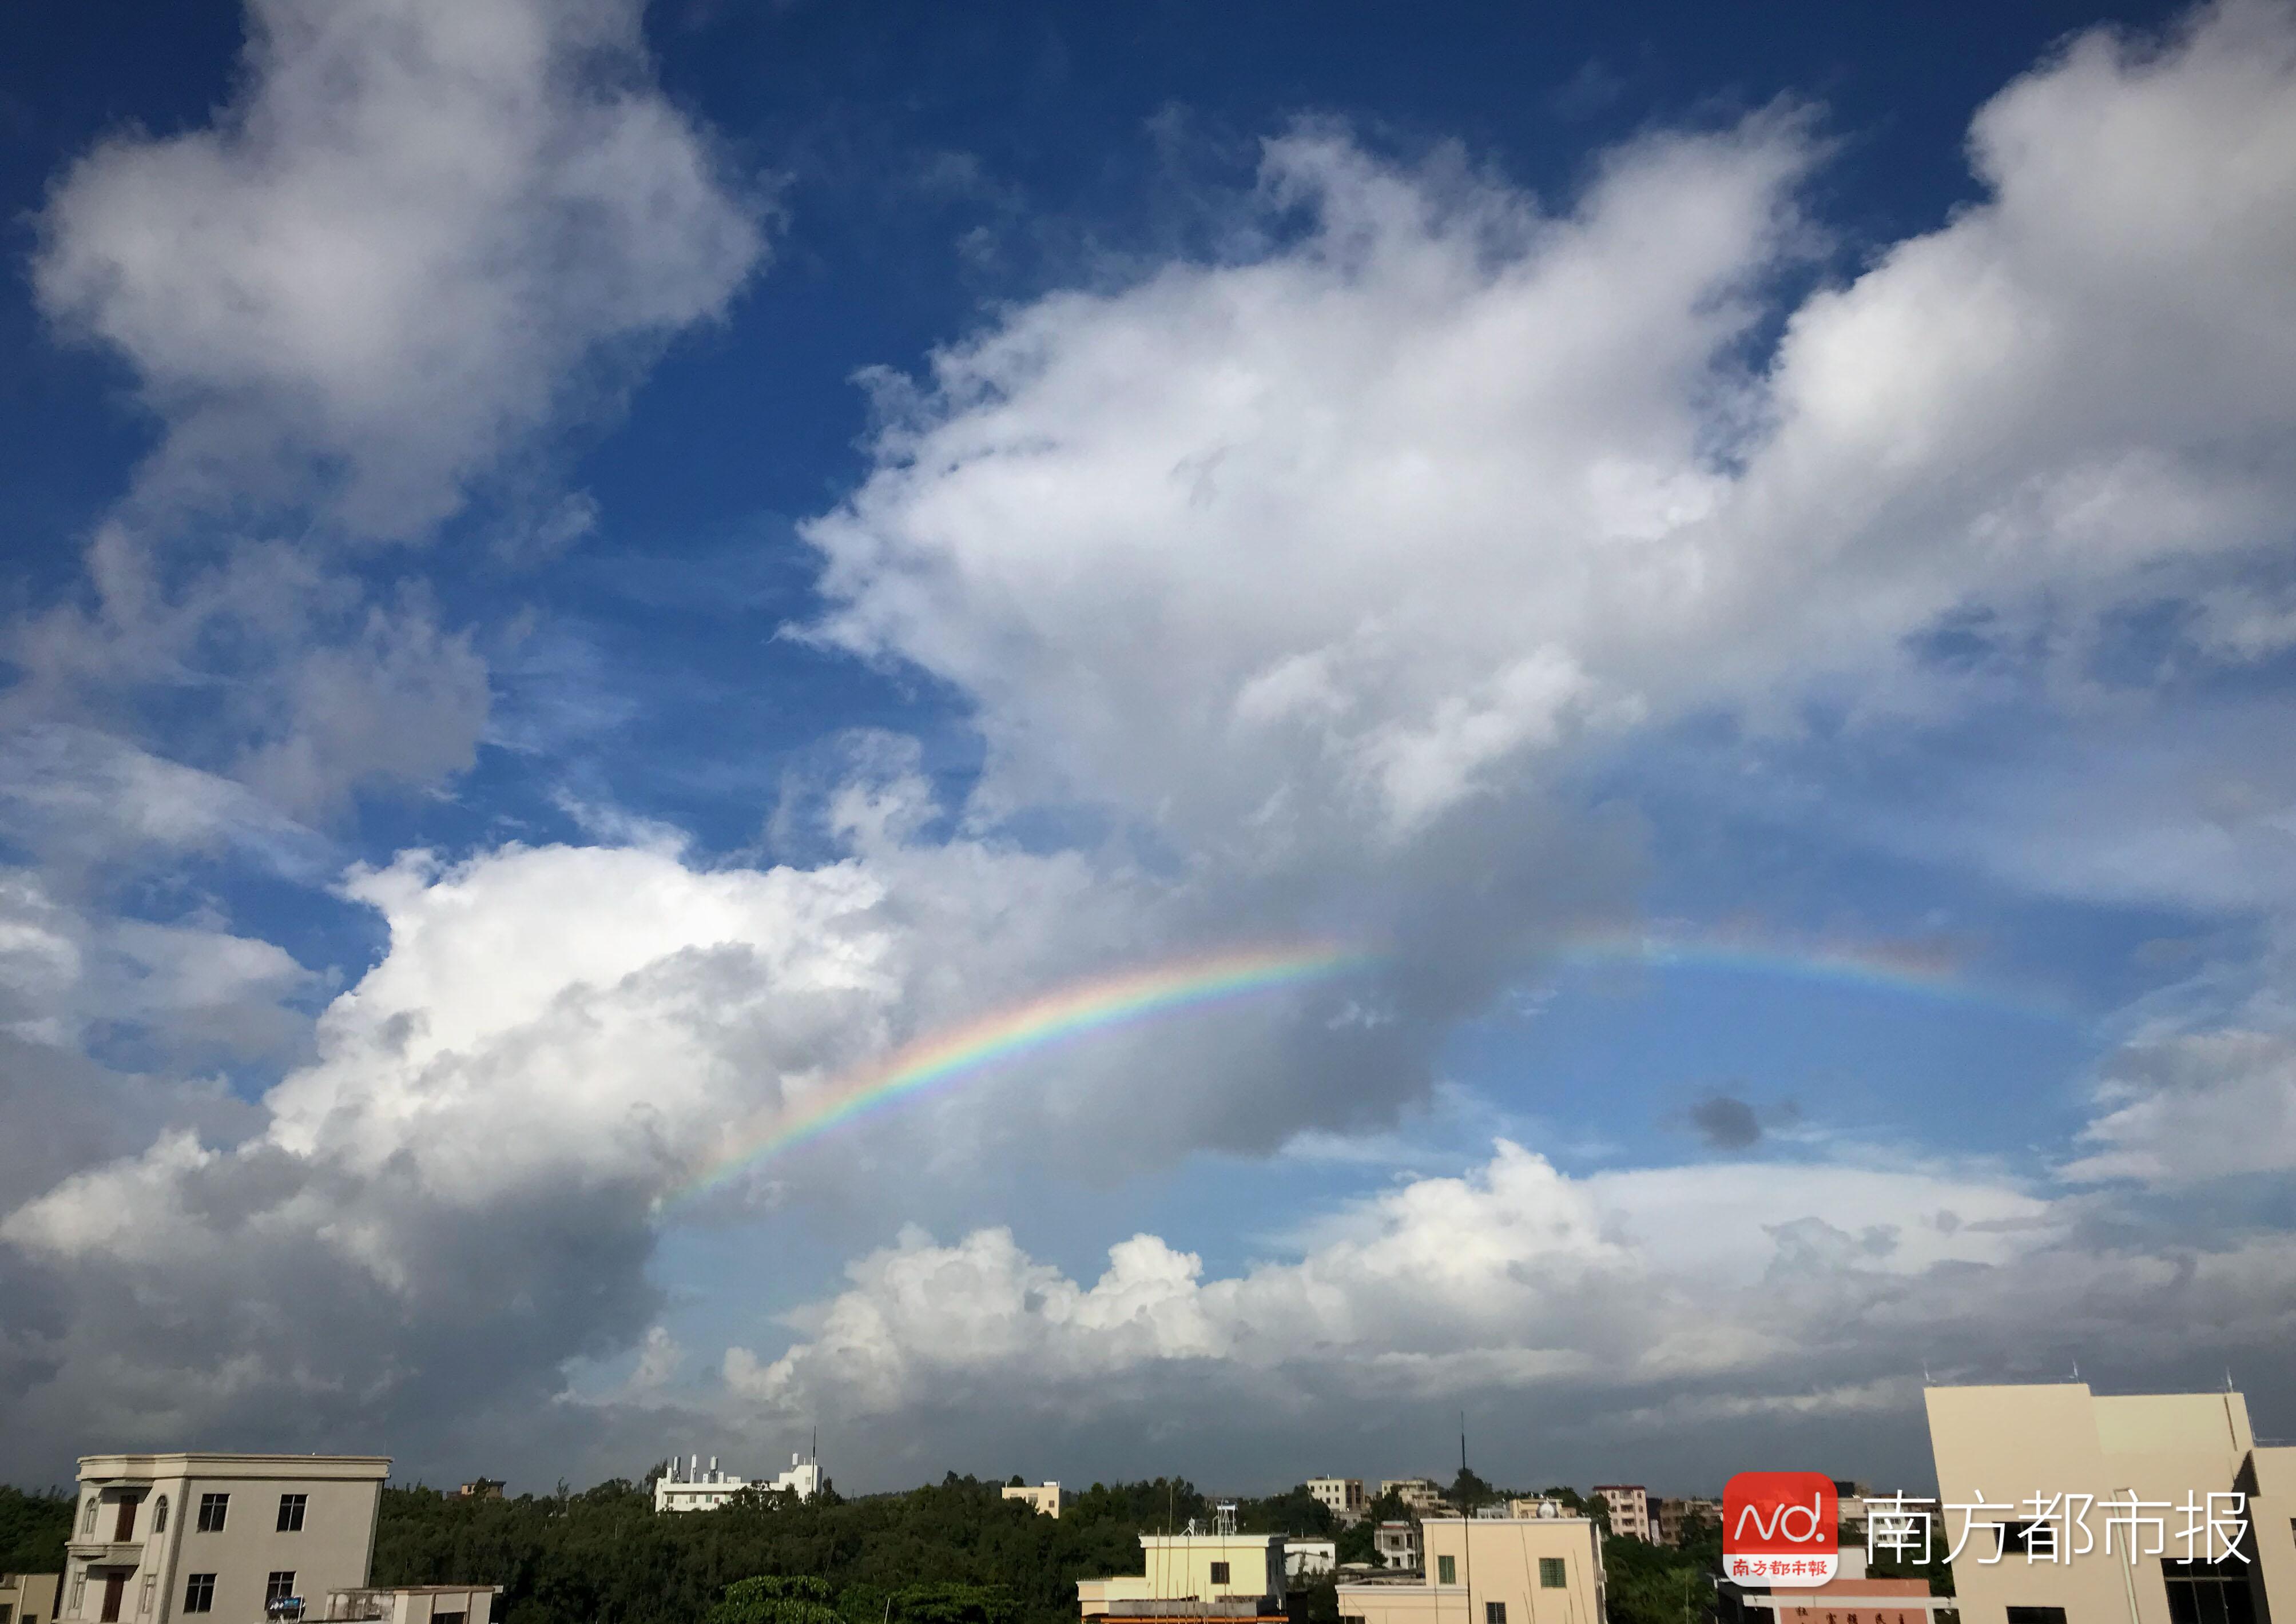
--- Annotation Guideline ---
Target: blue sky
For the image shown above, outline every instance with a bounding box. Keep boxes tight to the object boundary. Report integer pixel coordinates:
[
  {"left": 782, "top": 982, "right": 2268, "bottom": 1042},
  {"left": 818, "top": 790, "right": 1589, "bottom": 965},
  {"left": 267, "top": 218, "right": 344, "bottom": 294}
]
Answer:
[{"left": 3, "top": 0, "right": 2294, "bottom": 1498}]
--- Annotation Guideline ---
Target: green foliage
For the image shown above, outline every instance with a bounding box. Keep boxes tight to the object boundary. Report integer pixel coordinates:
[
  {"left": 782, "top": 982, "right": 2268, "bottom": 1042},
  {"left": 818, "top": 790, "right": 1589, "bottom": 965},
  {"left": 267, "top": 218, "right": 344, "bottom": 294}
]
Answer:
[
  {"left": 1446, "top": 1470, "right": 1497, "bottom": 1512},
  {"left": 1333, "top": 1519, "right": 1378, "bottom": 1567},
  {"left": 0, "top": 1486, "right": 74, "bottom": 1574},
  {"left": 711, "top": 1577, "right": 843, "bottom": 1624},
  {"left": 370, "top": 1472, "right": 1233, "bottom": 1624},
  {"left": 1601, "top": 1531, "right": 1712, "bottom": 1624},
  {"left": 1232, "top": 1487, "right": 1334, "bottom": 1539}
]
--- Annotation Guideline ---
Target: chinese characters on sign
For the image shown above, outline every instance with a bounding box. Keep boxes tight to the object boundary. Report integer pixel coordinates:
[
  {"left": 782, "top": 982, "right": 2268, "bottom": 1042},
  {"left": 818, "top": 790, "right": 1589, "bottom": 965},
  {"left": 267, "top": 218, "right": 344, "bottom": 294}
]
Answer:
[
  {"left": 1859, "top": 1491, "right": 2251, "bottom": 1566},
  {"left": 1725, "top": 1474, "right": 1841, "bottom": 1587}
]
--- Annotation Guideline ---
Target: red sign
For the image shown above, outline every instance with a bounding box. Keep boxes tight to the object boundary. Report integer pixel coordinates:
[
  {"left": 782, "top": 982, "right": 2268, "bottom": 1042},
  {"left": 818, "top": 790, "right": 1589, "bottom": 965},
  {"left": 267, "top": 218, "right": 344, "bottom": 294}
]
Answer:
[{"left": 1723, "top": 1472, "right": 1838, "bottom": 1587}]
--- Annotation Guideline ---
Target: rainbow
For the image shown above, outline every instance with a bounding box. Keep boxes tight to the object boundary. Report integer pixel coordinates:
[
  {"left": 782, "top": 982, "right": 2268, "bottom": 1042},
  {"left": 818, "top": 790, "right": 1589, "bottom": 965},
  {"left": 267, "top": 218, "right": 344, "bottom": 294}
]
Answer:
[
  {"left": 1552, "top": 924, "right": 2059, "bottom": 1018},
  {"left": 670, "top": 942, "right": 1376, "bottom": 1202}
]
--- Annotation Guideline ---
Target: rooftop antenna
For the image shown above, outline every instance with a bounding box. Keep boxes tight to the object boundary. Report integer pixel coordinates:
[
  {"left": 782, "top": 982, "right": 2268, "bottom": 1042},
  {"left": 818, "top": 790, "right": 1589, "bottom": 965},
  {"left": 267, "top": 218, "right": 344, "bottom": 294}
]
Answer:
[
  {"left": 2071, "top": 1360, "right": 2080, "bottom": 1381},
  {"left": 1460, "top": 1410, "right": 1468, "bottom": 1479}
]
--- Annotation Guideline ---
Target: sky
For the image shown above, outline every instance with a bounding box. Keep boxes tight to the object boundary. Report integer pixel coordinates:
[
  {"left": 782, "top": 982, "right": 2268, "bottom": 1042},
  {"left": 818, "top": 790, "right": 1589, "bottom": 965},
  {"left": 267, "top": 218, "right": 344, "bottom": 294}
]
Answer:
[{"left": 2, "top": 0, "right": 2294, "bottom": 1500}]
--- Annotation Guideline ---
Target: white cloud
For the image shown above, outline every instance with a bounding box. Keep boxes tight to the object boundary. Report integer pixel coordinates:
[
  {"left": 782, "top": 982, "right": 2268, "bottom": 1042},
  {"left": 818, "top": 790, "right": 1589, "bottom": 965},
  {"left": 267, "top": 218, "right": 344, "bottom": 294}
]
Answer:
[
  {"left": 726, "top": 1139, "right": 2296, "bottom": 1440},
  {"left": 34, "top": 0, "right": 765, "bottom": 536},
  {"left": 2064, "top": 1028, "right": 2296, "bottom": 1185},
  {"left": 806, "top": 1, "right": 2296, "bottom": 851}
]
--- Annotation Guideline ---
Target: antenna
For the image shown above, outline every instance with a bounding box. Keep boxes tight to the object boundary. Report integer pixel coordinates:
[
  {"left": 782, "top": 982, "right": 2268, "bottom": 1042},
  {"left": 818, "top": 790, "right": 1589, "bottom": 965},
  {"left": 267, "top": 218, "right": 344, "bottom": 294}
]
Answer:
[{"left": 1460, "top": 1410, "right": 1468, "bottom": 1479}]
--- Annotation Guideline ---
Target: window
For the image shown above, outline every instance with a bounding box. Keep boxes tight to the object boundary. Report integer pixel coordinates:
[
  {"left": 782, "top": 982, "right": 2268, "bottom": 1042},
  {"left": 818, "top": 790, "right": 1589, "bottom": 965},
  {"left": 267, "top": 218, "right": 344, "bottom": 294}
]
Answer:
[
  {"left": 182, "top": 1577, "right": 215, "bottom": 1617},
  {"left": 265, "top": 1575, "right": 298, "bottom": 1612},
  {"left": 2164, "top": 1557, "right": 2257, "bottom": 1624},
  {"left": 196, "top": 1495, "right": 228, "bottom": 1533},
  {"left": 1539, "top": 1558, "right": 1567, "bottom": 1589},
  {"left": 3, "top": 1601, "right": 16, "bottom": 1624},
  {"left": 434, "top": 1613, "right": 465, "bottom": 1624},
  {"left": 2004, "top": 1611, "right": 2066, "bottom": 1624},
  {"left": 140, "top": 1577, "right": 156, "bottom": 1617},
  {"left": 276, "top": 1495, "right": 307, "bottom": 1533},
  {"left": 1437, "top": 1557, "right": 1457, "bottom": 1585},
  {"left": 1209, "top": 1563, "right": 1230, "bottom": 1585},
  {"left": 1486, "top": 1605, "right": 1507, "bottom": 1624},
  {"left": 82, "top": 1499, "right": 98, "bottom": 1535},
  {"left": 1998, "top": 1522, "right": 2036, "bottom": 1557},
  {"left": 68, "top": 1578, "right": 84, "bottom": 1615},
  {"left": 153, "top": 1498, "right": 169, "bottom": 1535}
]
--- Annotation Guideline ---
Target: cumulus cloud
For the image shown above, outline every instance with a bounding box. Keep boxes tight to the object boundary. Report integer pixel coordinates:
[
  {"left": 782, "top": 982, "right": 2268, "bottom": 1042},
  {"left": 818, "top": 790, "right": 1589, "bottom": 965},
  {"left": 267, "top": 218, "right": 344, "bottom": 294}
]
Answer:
[
  {"left": 807, "top": 0, "right": 2296, "bottom": 850},
  {"left": 724, "top": 1141, "right": 2296, "bottom": 1463},
  {"left": 2064, "top": 1029, "right": 2296, "bottom": 1185},
  {"left": 34, "top": 0, "right": 765, "bottom": 536}
]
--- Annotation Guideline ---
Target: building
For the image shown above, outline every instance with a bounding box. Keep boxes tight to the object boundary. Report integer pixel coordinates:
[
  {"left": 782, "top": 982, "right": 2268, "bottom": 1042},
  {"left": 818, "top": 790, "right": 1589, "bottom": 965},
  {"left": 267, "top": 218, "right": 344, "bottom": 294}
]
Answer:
[
  {"left": 314, "top": 1590, "right": 499, "bottom": 1624},
  {"left": 1590, "top": 1486, "right": 1649, "bottom": 1542},
  {"left": 1310, "top": 1481, "right": 1369, "bottom": 1525},
  {"left": 3, "top": 1573, "right": 62, "bottom": 1624},
  {"left": 1287, "top": 1543, "right": 1337, "bottom": 1581},
  {"left": 653, "top": 1450, "right": 821, "bottom": 1513},
  {"left": 1337, "top": 1515, "right": 1606, "bottom": 1624},
  {"left": 1653, "top": 1498, "right": 1721, "bottom": 1548},
  {"left": 1003, "top": 1484, "right": 1067, "bottom": 1518},
  {"left": 448, "top": 1484, "right": 500, "bottom": 1503},
  {"left": 62, "top": 1453, "right": 390, "bottom": 1624},
  {"left": 1926, "top": 1382, "right": 2296, "bottom": 1624},
  {"left": 1076, "top": 1515, "right": 1288, "bottom": 1624},
  {"left": 1373, "top": 1524, "right": 1421, "bottom": 1572},
  {"left": 1381, "top": 1482, "right": 1445, "bottom": 1516},
  {"left": 1507, "top": 1499, "right": 1570, "bottom": 1523}
]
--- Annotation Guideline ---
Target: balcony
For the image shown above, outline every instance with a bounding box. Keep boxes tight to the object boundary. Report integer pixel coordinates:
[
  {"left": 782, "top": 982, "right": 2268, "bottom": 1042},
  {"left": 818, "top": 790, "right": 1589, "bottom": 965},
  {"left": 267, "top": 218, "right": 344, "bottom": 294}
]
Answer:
[{"left": 64, "top": 1542, "right": 143, "bottom": 1569}]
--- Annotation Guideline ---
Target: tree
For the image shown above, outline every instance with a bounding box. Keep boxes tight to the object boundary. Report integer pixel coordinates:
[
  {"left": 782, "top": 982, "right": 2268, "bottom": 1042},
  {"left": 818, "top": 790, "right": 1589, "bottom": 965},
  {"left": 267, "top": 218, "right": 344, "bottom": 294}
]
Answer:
[
  {"left": 1334, "top": 1520, "right": 1379, "bottom": 1568},
  {"left": 712, "top": 1577, "right": 843, "bottom": 1624},
  {"left": 0, "top": 1487, "right": 74, "bottom": 1575}
]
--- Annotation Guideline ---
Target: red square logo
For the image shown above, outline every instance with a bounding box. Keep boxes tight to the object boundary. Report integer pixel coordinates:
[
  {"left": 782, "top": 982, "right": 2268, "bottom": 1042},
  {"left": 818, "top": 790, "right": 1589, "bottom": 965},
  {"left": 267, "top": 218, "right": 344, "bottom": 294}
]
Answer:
[{"left": 1725, "top": 1472, "right": 1838, "bottom": 1588}]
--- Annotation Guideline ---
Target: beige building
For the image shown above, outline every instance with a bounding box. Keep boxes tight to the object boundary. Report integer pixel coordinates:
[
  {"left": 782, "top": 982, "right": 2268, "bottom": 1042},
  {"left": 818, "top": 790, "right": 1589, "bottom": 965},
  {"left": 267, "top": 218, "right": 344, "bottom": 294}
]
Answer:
[
  {"left": 1077, "top": 1529, "right": 1289, "bottom": 1623},
  {"left": 63, "top": 1454, "right": 390, "bottom": 1624},
  {"left": 1588, "top": 1487, "right": 1648, "bottom": 1542},
  {"left": 1003, "top": 1483, "right": 1068, "bottom": 1518},
  {"left": 1338, "top": 1516, "right": 1606, "bottom": 1624},
  {"left": 1651, "top": 1498, "right": 1720, "bottom": 1548},
  {"left": 1927, "top": 1382, "right": 2295, "bottom": 1624},
  {"left": 1312, "top": 1480, "right": 1369, "bottom": 1523},
  {"left": 1383, "top": 1482, "right": 1447, "bottom": 1515},
  {"left": 3, "top": 1573, "right": 62, "bottom": 1624}
]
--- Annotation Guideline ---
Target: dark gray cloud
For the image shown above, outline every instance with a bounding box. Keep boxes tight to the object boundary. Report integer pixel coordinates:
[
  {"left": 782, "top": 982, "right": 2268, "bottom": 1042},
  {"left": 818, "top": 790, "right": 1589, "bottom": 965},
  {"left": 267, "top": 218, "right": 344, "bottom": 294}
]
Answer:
[{"left": 1690, "top": 1093, "right": 1762, "bottom": 1150}]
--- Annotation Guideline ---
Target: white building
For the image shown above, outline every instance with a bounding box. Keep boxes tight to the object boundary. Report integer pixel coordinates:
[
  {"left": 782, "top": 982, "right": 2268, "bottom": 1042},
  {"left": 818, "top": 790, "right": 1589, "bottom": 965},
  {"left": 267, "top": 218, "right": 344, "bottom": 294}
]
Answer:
[
  {"left": 63, "top": 1453, "right": 390, "bottom": 1624},
  {"left": 1307, "top": 1480, "right": 1365, "bottom": 1524},
  {"left": 1285, "top": 1541, "right": 1337, "bottom": 1580},
  {"left": 1373, "top": 1522, "right": 1421, "bottom": 1572},
  {"left": 653, "top": 1450, "right": 820, "bottom": 1514}
]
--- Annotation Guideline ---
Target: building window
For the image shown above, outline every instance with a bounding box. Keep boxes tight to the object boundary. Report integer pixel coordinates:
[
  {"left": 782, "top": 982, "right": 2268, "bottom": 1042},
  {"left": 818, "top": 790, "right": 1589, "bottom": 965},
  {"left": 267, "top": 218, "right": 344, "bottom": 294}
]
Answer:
[
  {"left": 434, "top": 1613, "right": 465, "bottom": 1624},
  {"left": 1209, "top": 1563, "right": 1230, "bottom": 1585},
  {"left": 183, "top": 1577, "right": 215, "bottom": 1616},
  {"left": 69, "top": 1578, "right": 84, "bottom": 1615},
  {"left": 1487, "top": 1606, "right": 1507, "bottom": 1624},
  {"left": 3, "top": 1601, "right": 16, "bottom": 1624},
  {"left": 140, "top": 1578, "right": 156, "bottom": 1617},
  {"left": 2163, "top": 1557, "right": 2257, "bottom": 1624},
  {"left": 1437, "top": 1557, "right": 1457, "bottom": 1585},
  {"left": 1998, "top": 1522, "right": 2035, "bottom": 1557},
  {"left": 265, "top": 1575, "right": 298, "bottom": 1612},
  {"left": 2003, "top": 1611, "right": 2065, "bottom": 1624},
  {"left": 82, "top": 1500, "right": 98, "bottom": 1536},
  {"left": 276, "top": 1495, "right": 307, "bottom": 1533},
  {"left": 1539, "top": 1559, "right": 1567, "bottom": 1589},
  {"left": 196, "top": 1495, "right": 228, "bottom": 1533},
  {"left": 153, "top": 1498, "right": 169, "bottom": 1535}
]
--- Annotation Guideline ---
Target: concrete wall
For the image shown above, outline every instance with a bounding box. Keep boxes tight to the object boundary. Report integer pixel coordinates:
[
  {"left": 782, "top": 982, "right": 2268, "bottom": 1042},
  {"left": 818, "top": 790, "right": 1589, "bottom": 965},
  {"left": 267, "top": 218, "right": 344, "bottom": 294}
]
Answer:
[
  {"left": 1926, "top": 1385, "right": 2280, "bottom": 1624},
  {"left": 2, "top": 1573, "right": 63, "bottom": 1624},
  {"left": 1342, "top": 1519, "right": 1605, "bottom": 1624},
  {"left": 1078, "top": 1535, "right": 1289, "bottom": 1612},
  {"left": 67, "top": 1455, "right": 387, "bottom": 1624}
]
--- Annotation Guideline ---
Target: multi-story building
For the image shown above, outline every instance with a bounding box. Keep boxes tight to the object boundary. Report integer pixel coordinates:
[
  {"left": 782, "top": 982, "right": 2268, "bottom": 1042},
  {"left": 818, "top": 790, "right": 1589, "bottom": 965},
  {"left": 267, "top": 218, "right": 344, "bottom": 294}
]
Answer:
[
  {"left": 652, "top": 1451, "right": 820, "bottom": 1513},
  {"left": 1589, "top": 1486, "right": 1649, "bottom": 1542},
  {"left": 3, "top": 1572, "right": 61, "bottom": 1624},
  {"left": 62, "top": 1454, "right": 390, "bottom": 1624},
  {"left": 1309, "top": 1480, "right": 1368, "bottom": 1525},
  {"left": 1372, "top": 1524, "right": 1421, "bottom": 1572},
  {"left": 1652, "top": 1498, "right": 1721, "bottom": 1548},
  {"left": 1002, "top": 1483, "right": 1067, "bottom": 1518},
  {"left": 1380, "top": 1482, "right": 1445, "bottom": 1516},
  {"left": 1926, "top": 1382, "right": 2296, "bottom": 1624},
  {"left": 1076, "top": 1518, "right": 1288, "bottom": 1624},
  {"left": 1337, "top": 1515, "right": 1606, "bottom": 1624}
]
